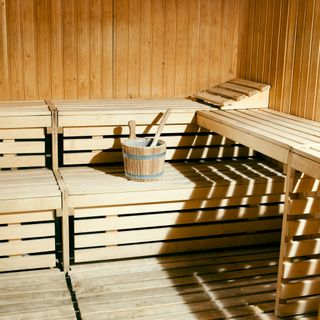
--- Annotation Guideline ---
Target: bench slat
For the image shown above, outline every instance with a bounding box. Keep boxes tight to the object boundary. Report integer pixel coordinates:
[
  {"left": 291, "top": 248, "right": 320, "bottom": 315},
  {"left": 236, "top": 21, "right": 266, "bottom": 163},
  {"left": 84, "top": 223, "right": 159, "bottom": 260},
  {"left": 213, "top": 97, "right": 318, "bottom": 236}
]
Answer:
[
  {"left": 0, "top": 141, "right": 45, "bottom": 154},
  {"left": 0, "top": 255, "right": 56, "bottom": 273},
  {"left": 74, "top": 232, "right": 281, "bottom": 263}
]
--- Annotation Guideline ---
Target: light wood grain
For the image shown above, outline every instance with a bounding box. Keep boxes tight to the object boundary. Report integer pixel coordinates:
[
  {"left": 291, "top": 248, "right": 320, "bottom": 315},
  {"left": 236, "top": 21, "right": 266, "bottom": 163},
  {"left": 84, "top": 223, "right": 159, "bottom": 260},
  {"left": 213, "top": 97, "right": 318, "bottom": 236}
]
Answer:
[
  {"left": 0, "top": 0, "right": 240, "bottom": 100},
  {"left": 238, "top": 0, "right": 320, "bottom": 121}
]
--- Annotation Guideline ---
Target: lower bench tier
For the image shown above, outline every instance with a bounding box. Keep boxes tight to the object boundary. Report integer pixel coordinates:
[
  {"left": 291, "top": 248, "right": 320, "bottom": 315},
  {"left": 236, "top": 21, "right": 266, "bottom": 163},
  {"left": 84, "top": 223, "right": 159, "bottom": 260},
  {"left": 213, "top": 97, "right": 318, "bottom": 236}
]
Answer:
[{"left": 59, "top": 159, "right": 287, "bottom": 263}]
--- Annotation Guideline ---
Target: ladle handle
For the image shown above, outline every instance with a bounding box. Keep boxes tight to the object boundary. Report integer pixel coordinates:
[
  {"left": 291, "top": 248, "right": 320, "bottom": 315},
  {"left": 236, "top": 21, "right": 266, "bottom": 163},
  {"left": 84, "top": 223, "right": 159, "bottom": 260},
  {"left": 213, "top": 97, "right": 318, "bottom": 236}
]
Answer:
[
  {"left": 128, "top": 120, "right": 136, "bottom": 140},
  {"left": 150, "top": 109, "right": 171, "bottom": 147}
]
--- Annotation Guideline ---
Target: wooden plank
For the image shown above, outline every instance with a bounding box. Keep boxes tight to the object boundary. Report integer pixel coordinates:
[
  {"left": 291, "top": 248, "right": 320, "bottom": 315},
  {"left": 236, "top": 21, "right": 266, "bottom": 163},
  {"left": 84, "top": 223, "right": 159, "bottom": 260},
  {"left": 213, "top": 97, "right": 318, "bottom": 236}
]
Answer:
[
  {"left": 289, "top": 197, "right": 320, "bottom": 215},
  {"left": 0, "top": 254, "right": 56, "bottom": 272},
  {"left": 287, "top": 219, "right": 320, "bottom": 237},
  {"left": 59, "top": 112, "right": 198, "bottom": 126},
  {"left": 63, "top": 145, "right": 253, "bottom": 165},
  {"left": 278, "top": 299, "right": 320, "bottom": 318},
  {"left": 0, "top": 238, "right": 55, "bottom": 256},
  {"left": 280, "top": 279, "right": 320, "bottom": 299},
  {"left": 36, "top": 0, "right": 51, "bottom": 98},
  {"left": 21, "top": 0, "right": 37, "bottom": 99},
  {"left": 0, "top": 223, "right": 55, "bottom": 241},
  {"left": 75, "top": 219, "right": 281, "bottom": 248},
  {"left": 174, "top": 0, "right": 188, "bottom": 97},
  {"left": 63, "top": 134, "right": 229, "bottom": 151},
  {"left": 114, "top": 0, "right": 129, "bottom": 98},
  {"left": 0, "top": 155, "right": 45, "bottom": 168},
  {"left": 77, "top": 0, "right": 90, "bottom": 99},
  {"left": 207, "top": 87, "right": 246, "bottom": 101},
  {"left": 218, "top": 82, "right": 258, "bottom": 96},
  {"left": 71, "top": 252, "right": 279, "bottom": 277},
  {"left": 283, "top": 259, "right": 320, "bottom": 279},
  {"left": 74, "top": 232, "right": 281, "bottom": 262},
  {"left": 0, "top": 197, "right": 61, "bottom": 213},
  {"left": 50, "top": 0, "right": 64, "bottom": 98},
  {"left": 0, "top": 141, "right": 44, "bottom": 154},
  {"left": 101, "top": 0, "right": 113, "bottom": 98},
  {"left": 63, "top": 124, "right": 207, "bottom": 136},
  {"left": 287, "top": 238, "right": 320, "bottom": 257},
  {"left": 74, "top": 194, "right": 285, "bottom": 218},
  {"left": 71, "top": 246, "right": 279, "bottom": 273},
  {"left": 0, "top": 128, "right": 45, "bottom": 139},
  {"left": 62, "top": 0, "right": 77, "bottom": 99},
  {"left": 195, "top": 91, "right": 234, "bottom": 107},
  {"left": 0, "top": 116, "right": 51, "bottom": 129},
  {"left": 229, "top": 79, "right": 270, "bottom": 92},
  {"left": 127, "top": 0, "right": 140, "bottom": 98},
  {"left": 0, "top": 211, "right": 54, "bottom": 224},
  {"left": 74, "top": 205, "right": 283, "bottom": 232}
]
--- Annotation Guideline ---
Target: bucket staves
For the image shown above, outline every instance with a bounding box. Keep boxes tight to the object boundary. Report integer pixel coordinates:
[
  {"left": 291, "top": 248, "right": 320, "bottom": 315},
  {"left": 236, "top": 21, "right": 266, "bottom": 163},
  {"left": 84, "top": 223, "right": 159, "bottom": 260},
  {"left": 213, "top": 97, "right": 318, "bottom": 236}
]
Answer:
[{"left": 122, "top": 138, "right": 166, "bottom": 182}]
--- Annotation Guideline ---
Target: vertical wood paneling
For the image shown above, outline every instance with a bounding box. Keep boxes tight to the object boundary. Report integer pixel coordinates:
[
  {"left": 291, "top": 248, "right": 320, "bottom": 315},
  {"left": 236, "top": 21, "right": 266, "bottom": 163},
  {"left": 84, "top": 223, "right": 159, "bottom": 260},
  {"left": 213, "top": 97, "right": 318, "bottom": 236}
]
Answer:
[
  {"left": 197, "top": 0, "right": 211, "bottom": 90},
  {"left": 151, "top": 0, "right": 165, "bottom": 98},
  {"left": 36, "top": 0, "right": 51, "bottom": 98},
  {"left": 238, "top": 0, "right": 320, "bottom": 121},
  {"left": 21, "top": 0, "right": 37, "bottom": 99},
  {"left": 174, "top": 0, "right": 188, "bottom": 97},
  {"left": 115, "top": 0, "right": 128, "bottom": 98},
  {"left": 89, "top": 0, "right": 102, "bottom": 98},
  {"left": 50, "top": 0, "right": 63, "bottom": 98},
  {"left": 186, "top": 0, "right": 200, "bottom": 94},
  {"left": 7, "top": 0, "right": 24, "bottom": 99},
  {"left": 63, "top": 0, "right": 77, "bottom": 98},
  {"left": 101, "top": 0, "right": 113, "bottom": 98},
  {"left": 0, "top": 0, "right": 10, "bottom": 100},
  {"left": 139, "top": 0, "right": 152, "bottom": 98},
  {"left": 306, "top": 0, "right": 320, "bottom": 120},
  {"left": 77, "top": 0, "right": 90, "bottom": 99},
  {"left": 0, "top": 0, "right": 240, "bottom": 100},
  {"left": 128, "top": 0, "right": 140, "bottom": 98},
  {"left": 163, "top": 0, "right": 176, "bottom": 97}
]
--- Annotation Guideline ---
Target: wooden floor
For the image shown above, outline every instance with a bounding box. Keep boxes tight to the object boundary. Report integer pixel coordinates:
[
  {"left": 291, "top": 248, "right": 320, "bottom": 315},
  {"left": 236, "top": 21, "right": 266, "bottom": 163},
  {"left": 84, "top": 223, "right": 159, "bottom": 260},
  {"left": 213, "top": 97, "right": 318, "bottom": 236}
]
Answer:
[
  {"left": 69, "top": 246, "right": 318, "bottom": 320},
  {"left": 0, "top": 247, "right": 319, "bottom": 319},
  {"left": 0, "top": 268, "right": 75, "bottom": 319}
]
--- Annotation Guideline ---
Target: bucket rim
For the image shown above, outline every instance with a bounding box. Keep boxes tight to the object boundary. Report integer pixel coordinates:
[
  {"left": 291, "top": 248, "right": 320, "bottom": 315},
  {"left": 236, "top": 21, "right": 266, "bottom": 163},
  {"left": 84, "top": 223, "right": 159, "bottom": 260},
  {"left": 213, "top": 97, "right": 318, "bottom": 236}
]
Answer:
[{"left": 122, "top": 137, "right": 166, "bottom": 149}]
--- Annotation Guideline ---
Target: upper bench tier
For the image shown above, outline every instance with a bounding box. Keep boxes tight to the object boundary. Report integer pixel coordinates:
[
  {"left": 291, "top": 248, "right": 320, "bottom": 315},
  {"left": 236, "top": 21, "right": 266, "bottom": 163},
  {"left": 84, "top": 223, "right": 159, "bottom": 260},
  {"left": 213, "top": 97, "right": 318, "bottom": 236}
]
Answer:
[
  {"left": 197, "top": 108, "right": 320, "bottom": 176},
  {"left": 53, "top": 99, "right": 209, "bottom": 127}
]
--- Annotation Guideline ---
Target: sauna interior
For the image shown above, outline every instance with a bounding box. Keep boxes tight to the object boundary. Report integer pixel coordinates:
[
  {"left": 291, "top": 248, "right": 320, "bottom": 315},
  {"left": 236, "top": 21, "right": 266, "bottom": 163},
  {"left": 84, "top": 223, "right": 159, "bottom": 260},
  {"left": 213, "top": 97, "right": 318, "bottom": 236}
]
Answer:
[{"left": 0, "top": 0, "right": 320, "bottom": 319}]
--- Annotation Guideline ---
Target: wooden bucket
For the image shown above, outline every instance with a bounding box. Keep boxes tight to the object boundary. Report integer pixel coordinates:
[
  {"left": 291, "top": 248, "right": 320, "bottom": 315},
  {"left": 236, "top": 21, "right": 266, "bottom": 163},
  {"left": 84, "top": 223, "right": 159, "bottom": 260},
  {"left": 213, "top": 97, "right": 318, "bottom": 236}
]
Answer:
[{"left": 121, "top": 138, "right": 166, "bottom": 182}]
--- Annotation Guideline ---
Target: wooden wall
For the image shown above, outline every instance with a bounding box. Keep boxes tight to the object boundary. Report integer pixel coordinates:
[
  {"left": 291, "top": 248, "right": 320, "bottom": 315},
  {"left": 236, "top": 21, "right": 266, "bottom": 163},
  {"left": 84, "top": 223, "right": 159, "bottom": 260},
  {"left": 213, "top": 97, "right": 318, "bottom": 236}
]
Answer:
[
  {"left": 0, "top": 0, "right": 240, "bottom": 100},
  {"left": 238, "top": 0, "right": 320, "bottom": 121}
]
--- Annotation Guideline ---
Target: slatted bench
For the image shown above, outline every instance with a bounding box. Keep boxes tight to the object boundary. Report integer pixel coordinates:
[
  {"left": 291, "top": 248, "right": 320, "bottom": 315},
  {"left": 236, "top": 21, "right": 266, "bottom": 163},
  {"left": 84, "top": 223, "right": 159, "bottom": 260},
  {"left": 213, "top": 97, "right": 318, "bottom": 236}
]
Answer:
[
  {"left": 50, "top": 99, "right": 285, "bottom": 274},
  {"left": 0, "top": 101, "right": 61, "bottom": 272},
  {"left": 197, "top": 108, "right": 320, "bottom": 317}
]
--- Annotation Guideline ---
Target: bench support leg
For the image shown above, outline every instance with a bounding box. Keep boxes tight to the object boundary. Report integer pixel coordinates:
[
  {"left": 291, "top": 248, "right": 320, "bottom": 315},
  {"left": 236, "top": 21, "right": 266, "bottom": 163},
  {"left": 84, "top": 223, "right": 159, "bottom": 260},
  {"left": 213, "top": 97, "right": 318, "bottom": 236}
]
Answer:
[
  {"left": 62, "top": 190, "right": 70, "bottom": 273},
  {"left": 275, "top": 150, "right": 296, "bottom": 316}
]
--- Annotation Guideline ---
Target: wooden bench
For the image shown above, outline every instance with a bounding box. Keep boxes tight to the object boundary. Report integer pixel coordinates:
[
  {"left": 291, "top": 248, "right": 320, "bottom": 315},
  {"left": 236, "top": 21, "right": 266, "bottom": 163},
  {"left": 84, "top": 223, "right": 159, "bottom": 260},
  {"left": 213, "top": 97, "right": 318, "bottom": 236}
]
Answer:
[
  {"left": 0, "top": 101, "right": 61, "bottom": 272},
  {"left": 50, "top": 99, "right": 285, "bottom": 273},
  {"left": 197, "top": 107, "right": 320, "bottom": 317}
]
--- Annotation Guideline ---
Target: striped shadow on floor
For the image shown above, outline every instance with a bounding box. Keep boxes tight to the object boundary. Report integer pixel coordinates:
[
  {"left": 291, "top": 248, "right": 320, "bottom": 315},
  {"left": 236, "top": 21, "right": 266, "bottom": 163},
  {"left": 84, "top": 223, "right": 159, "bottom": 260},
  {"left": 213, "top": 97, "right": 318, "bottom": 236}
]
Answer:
[{"left": 69, "top": 245, "right": 318, "bottom": 320}]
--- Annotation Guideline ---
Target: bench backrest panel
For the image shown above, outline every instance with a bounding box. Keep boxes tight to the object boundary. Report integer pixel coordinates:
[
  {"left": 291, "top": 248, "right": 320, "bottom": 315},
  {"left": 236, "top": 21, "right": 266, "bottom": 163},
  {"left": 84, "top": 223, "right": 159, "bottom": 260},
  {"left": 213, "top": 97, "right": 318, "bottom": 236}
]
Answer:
[
  {"left": 55, "top": 99, "right": 254, "bottom": 166},
  {"left": 0, "top": 101, "right": 51, "bottom": 169}
]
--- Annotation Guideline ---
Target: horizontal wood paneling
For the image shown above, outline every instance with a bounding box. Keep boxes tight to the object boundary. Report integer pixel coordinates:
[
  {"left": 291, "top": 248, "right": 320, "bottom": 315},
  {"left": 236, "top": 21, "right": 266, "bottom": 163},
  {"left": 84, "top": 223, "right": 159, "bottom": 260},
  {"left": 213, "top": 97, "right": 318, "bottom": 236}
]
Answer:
[
  {"left": 0, "top": 0, "right": 240, "bottom": 100},
  {"left": 238, "top": 0, "right": 320, "bottom": 121}
]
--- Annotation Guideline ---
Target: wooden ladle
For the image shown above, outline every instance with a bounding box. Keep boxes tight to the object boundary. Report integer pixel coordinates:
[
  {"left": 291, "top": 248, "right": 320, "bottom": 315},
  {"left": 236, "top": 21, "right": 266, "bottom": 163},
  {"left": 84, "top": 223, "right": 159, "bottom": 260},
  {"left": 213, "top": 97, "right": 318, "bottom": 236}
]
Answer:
[
  {"left": 150, "top": 109, "right": 171, "bottom": 147},
  {"left": 128, "top": 120, "right": 136, "bottom": 140}
]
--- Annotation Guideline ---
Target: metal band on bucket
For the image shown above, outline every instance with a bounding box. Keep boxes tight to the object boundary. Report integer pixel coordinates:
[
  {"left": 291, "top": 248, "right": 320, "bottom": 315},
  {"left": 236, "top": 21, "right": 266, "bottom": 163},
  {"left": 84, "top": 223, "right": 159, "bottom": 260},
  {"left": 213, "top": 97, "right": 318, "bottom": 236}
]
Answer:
[
  {"left": 123, "top": 152, "right": 166, "bottom": 160},
  {"left": 125, "top": 171, "right": 164, "bottom": 180}
]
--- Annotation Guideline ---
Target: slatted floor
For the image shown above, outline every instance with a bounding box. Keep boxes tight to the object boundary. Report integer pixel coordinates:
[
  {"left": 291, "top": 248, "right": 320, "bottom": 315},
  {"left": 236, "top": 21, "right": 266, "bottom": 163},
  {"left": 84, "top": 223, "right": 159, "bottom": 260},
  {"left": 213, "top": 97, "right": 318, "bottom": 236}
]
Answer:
[
  {"left": 69, "top": 246, "right": 318, "bottom": 320},
  {"left": 0, "top": 268, "right": 75, "bottom": 319}
]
